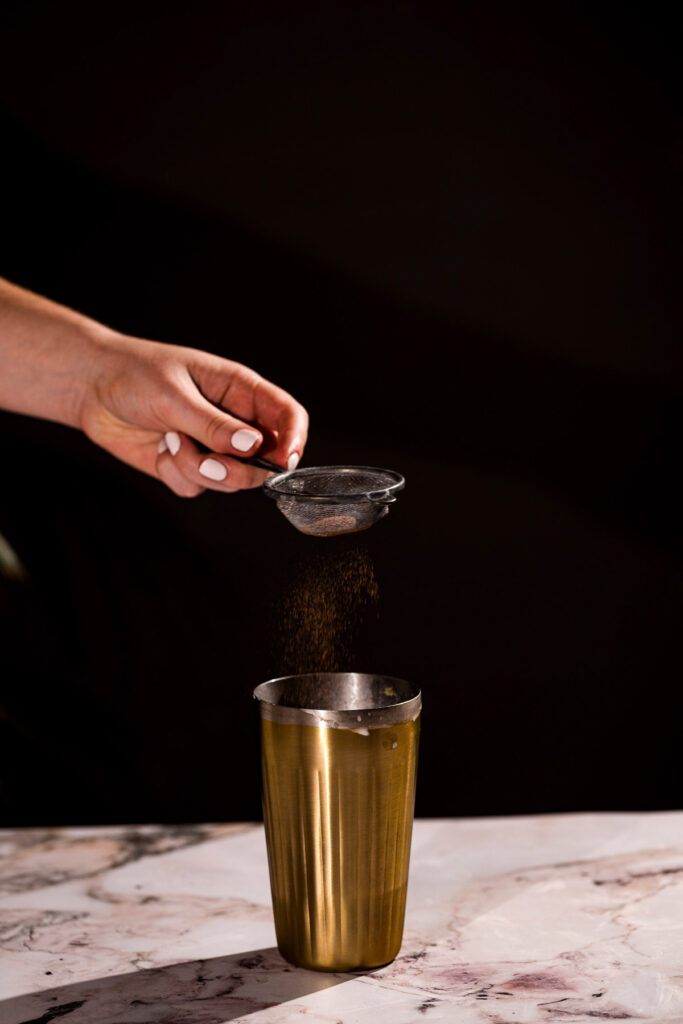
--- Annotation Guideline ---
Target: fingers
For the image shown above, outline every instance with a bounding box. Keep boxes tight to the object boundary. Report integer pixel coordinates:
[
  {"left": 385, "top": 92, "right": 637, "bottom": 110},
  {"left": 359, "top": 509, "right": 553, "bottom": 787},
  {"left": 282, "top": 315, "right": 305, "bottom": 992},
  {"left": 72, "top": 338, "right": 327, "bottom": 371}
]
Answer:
[
  {"left": 170, "top": 359, "right": 309, "bottom": 470},
  {"left": 251, "top": 377, "right": 309, "bottom": 470},
  {"left": 156, "top": 437, "right": 206, "bottom": 497},
  {"left": 157, "top": 431, "right": 269, "bottom": 494},
  {"left": 170, "top": 391, "right": 268, "bottom": 462}
]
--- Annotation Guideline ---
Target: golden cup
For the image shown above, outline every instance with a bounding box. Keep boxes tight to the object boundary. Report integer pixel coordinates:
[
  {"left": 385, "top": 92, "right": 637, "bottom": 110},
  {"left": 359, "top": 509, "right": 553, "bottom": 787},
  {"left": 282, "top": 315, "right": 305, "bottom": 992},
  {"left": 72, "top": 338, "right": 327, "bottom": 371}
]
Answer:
[{"left": 254, "top": 673, "right": 421, "bottom": 972}]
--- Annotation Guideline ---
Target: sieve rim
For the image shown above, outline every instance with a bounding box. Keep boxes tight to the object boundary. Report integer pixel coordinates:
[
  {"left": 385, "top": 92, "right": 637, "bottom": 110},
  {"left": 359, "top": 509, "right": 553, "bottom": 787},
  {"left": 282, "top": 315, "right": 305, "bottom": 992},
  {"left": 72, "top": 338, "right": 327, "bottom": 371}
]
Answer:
[{"left": 262, "top": 465, "right": 405, "bottom": 501}]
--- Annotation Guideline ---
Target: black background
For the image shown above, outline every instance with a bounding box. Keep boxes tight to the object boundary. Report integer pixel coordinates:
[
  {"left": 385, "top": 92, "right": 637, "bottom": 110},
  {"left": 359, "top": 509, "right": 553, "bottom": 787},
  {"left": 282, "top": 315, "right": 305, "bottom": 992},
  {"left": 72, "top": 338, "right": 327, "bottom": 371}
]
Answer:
[{"left": 0, "top": 1, "right": 681, "bottom": 825}]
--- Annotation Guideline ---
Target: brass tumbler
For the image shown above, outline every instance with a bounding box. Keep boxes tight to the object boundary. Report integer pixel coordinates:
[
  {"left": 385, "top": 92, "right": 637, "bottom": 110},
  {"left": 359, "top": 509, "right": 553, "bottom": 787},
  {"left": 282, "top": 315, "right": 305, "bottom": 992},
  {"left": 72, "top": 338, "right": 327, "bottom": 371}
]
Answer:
[{"left": 254, "top": 673, "right": 421, "bottom": 972}]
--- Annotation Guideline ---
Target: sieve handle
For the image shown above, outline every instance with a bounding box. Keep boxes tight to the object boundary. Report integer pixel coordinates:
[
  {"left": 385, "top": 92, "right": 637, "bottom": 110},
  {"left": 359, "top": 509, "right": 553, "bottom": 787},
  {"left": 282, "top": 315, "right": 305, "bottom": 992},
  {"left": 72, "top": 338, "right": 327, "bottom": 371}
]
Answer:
[
  {"left": 196, "top": 441, "right": 284, "bottom": 475},
  {"left": 240, "top": 455, "right": 285, "bottom": 474}
]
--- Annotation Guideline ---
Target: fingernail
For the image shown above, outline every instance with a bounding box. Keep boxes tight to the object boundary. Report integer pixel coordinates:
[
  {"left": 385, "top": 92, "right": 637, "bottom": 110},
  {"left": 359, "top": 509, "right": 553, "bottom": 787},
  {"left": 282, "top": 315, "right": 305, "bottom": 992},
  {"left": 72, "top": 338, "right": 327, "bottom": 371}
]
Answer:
[
  {"left": 158, "top": 438, "right": 168, "bottom": 454},
  {"left": 199, "top": 458, "right": 228, "bottom": 482},
  {"left": 288, "top": 452, "right": 300, "bottom": 471},
  {"left": 231, "top": 428, "right": 261, "bottom": 452},
  {"left": 165, "top": 431, "right": 181, "bottom": 455}
]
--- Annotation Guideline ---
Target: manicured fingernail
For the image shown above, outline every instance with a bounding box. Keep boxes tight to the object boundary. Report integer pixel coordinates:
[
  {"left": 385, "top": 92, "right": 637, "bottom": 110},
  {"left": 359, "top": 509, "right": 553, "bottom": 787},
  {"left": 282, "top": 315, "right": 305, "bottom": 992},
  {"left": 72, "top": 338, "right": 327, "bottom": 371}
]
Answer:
[
  {"left": 288, "top": 452, "right": 300, "bottom": 471},
  {"left": 199, "top": 458, "right": 228, "bottom": 481},
  {"left": 165, "top": 431, "right": 181, "bottom": 455},
  {"left": 231, "top": 428, "right": 261, "bottom": 452},
  {"left": 158, "top": 438, "right": 168, "bottom": 454}
]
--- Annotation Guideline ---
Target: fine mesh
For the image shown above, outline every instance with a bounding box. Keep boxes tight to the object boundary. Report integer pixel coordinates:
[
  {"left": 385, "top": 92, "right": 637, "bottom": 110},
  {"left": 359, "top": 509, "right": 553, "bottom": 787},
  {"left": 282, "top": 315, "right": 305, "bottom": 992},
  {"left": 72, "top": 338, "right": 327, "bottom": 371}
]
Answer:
[{"left": 263, "top": 466, "right": 404, "bottom": 537}]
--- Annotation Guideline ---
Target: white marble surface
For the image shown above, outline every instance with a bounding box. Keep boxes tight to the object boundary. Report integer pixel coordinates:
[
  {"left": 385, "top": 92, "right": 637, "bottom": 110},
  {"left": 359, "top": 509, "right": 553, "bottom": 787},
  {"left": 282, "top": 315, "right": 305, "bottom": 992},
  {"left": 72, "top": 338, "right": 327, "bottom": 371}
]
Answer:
[{"left": 1, "top": 813, "right": 683, "bottom": 1023}]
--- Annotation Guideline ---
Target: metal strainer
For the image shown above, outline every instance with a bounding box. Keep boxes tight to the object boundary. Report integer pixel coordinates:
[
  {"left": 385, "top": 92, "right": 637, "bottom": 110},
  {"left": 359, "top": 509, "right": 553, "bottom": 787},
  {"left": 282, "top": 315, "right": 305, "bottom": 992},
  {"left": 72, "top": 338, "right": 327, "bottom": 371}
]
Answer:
[{"left": 262, "top": 465, "right": 405, "bottom": 536}]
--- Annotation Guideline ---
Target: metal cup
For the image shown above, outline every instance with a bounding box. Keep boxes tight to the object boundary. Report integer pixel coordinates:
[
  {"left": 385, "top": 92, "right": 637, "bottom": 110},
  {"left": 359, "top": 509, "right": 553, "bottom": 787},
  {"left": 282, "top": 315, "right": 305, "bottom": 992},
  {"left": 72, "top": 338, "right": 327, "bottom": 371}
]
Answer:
[{"left": 254, "top": 672, "right": 421, "bottom": 972}]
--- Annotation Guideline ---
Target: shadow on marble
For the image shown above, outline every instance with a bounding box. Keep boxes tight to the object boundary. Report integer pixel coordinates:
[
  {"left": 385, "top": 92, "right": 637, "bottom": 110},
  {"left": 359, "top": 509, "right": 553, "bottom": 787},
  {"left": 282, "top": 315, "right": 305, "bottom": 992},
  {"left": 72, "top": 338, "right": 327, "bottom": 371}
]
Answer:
[{"left": 0, "top": 946, "right": 352, "bottom": 1024}]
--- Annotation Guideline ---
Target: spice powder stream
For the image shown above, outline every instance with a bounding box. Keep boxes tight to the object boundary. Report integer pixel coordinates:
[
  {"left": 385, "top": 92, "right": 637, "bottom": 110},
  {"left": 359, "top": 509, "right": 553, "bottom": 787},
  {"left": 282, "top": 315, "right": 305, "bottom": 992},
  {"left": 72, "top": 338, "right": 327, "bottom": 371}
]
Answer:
[{"left": 273, "top": 545, "right": 379, "bottom": 676}]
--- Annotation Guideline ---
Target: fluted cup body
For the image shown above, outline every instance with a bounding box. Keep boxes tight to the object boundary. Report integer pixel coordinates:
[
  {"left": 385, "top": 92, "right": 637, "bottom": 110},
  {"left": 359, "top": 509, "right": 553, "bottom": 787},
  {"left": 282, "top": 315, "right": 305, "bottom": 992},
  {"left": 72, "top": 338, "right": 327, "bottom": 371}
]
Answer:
[{"left": 254, "top": 673, "right": 421, "bottom": 972}]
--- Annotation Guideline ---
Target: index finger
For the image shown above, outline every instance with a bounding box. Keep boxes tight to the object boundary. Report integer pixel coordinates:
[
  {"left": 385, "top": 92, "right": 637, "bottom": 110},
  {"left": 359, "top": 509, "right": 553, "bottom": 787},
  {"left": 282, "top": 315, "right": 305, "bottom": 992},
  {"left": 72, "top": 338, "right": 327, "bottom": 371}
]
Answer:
[{"left": 251, "top": 377, "right": 309, "bottom": 470}]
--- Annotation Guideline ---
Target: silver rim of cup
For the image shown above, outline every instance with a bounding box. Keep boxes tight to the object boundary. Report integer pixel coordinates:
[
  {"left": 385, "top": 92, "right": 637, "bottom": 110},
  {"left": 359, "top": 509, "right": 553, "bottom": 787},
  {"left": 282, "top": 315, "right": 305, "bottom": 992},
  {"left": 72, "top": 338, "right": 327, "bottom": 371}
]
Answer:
[{"left": 254, "top": 672, "right": 421, "bottom": 728}]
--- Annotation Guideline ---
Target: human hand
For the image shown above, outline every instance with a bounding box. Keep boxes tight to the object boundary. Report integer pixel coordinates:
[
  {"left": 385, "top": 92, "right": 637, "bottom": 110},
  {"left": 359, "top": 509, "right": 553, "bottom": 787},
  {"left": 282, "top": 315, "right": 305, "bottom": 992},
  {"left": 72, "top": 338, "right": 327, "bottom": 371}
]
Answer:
[{"left": 80, "top": 333, "right": 309, "bottom": 497}]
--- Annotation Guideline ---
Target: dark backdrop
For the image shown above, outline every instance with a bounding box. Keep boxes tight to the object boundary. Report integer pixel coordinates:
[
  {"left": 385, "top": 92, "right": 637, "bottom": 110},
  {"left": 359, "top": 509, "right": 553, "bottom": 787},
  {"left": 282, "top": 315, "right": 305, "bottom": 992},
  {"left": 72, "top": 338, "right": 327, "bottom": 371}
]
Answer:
[{"left": 0, "top": 1, "right": 681, "bottom": 824}]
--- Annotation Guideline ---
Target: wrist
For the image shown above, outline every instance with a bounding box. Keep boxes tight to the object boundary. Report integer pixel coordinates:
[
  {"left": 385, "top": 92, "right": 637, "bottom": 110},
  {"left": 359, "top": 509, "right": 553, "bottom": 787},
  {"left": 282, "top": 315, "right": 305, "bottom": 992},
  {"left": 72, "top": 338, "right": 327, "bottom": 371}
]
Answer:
[
  {"left": 36, "top": 320, "right": 122, "bottom": 431},
  {"left": 64, "top": 323, "right": 124, "bottom": 430}
]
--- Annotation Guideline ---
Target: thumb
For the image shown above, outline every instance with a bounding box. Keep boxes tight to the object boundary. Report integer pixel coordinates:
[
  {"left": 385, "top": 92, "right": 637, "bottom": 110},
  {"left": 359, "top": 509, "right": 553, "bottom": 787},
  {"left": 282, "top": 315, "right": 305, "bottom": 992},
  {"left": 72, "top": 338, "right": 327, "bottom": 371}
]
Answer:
[{"left": 171, "top": 391, "right": 264, "bottom": 458}]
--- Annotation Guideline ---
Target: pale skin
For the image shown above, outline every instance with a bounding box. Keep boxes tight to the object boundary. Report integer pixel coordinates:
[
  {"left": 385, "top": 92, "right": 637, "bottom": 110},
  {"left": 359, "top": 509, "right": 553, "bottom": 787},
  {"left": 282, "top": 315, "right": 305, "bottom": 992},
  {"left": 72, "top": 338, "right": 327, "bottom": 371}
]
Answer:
[{"left": 0, "top": 278, "right": 309, "bottom": 496}]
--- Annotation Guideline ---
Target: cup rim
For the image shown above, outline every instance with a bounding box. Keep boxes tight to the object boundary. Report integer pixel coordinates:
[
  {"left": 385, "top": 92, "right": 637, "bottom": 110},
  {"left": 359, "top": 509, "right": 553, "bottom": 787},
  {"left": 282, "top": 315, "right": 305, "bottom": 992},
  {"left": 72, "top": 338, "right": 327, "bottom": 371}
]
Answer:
[{"left": 254, "top": 672, "right": 421, "bottom": 728}]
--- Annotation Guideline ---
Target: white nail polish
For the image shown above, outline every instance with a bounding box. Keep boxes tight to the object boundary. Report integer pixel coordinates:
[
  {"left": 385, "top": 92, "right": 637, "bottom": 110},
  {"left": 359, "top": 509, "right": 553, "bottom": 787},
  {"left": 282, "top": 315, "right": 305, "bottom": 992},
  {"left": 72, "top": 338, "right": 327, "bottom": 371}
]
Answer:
[
  {"left": 165, "top": 431, "right": 181, "bottom": 455},
  {"left": 288, "top": 452, "right": 300, "bottom": 471},
  {"left": 232, "top": 428, "right": 261, "bottom": 452},
  {"left": 158, "top": 438, "right": 168, "bottom": 454},
  {"left": 199, "top": 458, "right": 228, "bottom": 481}
]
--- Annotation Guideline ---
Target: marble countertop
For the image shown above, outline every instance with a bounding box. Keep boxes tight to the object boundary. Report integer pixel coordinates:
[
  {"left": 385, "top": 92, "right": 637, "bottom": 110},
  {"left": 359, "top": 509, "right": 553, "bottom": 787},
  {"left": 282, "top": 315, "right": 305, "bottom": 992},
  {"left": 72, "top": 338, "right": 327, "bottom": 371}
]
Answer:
[{"left": 1, "top": 812, "right": 682, "bottom": 1023}]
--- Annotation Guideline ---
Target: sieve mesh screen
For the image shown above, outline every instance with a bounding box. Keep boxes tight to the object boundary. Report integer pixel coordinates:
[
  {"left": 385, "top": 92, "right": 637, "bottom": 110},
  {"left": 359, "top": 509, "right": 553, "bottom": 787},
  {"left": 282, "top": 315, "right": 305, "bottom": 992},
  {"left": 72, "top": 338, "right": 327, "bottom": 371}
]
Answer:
[{"left": 263, "top": 466, "right": 404, "bottom": 537}]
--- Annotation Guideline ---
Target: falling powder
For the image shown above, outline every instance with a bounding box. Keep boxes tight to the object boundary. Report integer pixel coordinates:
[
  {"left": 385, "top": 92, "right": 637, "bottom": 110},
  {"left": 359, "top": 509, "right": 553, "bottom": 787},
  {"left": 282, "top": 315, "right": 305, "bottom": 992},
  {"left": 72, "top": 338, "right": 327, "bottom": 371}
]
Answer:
[{"left": 273, "top": 545, "right": 379, "bottom": 676}]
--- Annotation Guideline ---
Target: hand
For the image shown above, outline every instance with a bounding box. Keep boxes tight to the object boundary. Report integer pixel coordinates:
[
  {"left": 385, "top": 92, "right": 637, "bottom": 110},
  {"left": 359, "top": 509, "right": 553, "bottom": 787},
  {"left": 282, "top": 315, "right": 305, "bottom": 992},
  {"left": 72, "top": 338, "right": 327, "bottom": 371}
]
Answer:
[
  {"left": 80, "top": 333, "right": 309, "bottom": 497},
  {"left": 0, "top": 279, "right": 308, "bottom": 497}
]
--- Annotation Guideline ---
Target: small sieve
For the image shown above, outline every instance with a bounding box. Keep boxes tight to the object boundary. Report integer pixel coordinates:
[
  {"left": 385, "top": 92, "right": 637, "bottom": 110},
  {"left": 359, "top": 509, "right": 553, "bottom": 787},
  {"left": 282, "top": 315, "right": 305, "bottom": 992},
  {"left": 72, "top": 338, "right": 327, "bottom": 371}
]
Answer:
[{"left": 262, "top": 465, "right": 405, "bottom": 537}]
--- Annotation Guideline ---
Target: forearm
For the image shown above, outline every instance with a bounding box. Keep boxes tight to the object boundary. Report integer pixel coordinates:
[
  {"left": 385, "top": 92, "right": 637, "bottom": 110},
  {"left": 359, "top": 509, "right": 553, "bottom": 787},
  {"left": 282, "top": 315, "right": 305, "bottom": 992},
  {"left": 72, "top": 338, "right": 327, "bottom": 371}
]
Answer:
[{"left": 0, "top": 278, "right": 116, "bottom": 428}]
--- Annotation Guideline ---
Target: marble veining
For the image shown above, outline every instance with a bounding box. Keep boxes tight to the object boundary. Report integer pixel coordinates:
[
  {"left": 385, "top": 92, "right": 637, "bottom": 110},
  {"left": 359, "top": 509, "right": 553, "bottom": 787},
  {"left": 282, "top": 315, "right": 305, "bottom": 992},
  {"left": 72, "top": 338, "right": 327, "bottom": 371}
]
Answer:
[{"left": 1, "top": 813, "right": 683, "bottom": 1023}]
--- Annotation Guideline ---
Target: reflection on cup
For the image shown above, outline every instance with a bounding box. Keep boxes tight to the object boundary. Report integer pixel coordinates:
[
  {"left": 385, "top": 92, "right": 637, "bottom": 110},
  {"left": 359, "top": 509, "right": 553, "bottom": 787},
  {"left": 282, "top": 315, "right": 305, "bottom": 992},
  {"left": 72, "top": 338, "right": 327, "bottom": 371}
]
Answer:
[{"left": 254, "top": 673, "right": 421, "bottom": 972}]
